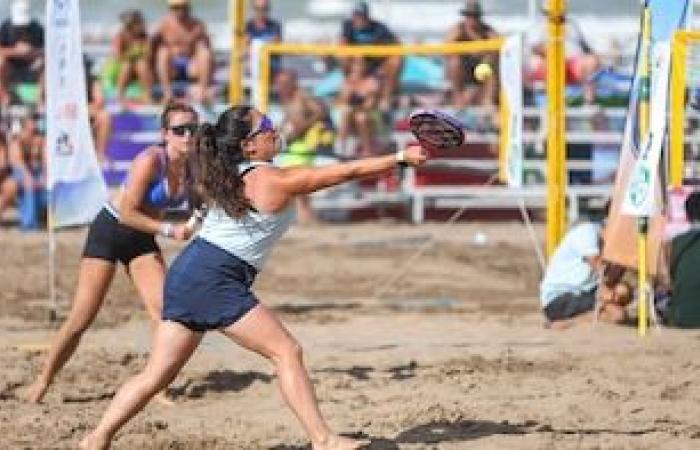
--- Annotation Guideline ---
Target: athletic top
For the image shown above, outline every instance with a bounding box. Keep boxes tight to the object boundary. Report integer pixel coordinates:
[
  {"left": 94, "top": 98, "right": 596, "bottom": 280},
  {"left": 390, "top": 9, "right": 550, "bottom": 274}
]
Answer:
[
  {"left": 106, "top": 146, "right": 190, "bottom": 220},
  {"left": 197, "top": 161, "right": 295, "bottom": 270},
  {"left": 140, "top": 146, "right": 189, "bottom": 209}
]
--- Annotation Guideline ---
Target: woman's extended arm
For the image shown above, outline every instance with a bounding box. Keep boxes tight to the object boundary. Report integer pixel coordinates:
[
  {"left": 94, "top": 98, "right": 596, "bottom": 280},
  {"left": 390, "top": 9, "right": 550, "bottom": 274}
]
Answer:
[{"left": 249, "top": 145, "right": 427, "bottom": 212}]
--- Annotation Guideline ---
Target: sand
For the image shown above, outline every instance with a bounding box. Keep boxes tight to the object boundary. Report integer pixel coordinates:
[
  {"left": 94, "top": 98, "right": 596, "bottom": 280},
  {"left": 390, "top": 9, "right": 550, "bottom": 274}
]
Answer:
[{"left": 1, "top": 222, "right": 699, "bottom": 449}]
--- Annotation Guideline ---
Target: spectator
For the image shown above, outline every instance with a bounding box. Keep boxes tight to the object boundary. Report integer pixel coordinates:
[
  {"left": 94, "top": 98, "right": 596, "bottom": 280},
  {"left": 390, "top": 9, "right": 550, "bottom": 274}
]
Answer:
[
  {"left": 85, "top": 57, "right": 112, "bottom": 165},
  {"left": 151, "top": 0, "right": 213, "bottom": 103},
  {"left": 337, "top": 57, "right": 380, "bottom": 158},
  {"left": 525, "top": 18, "right": 600, "bottom": 96},
  {"left": 445, "top": 1, "right": 499, "bottom": 109},
  {"left": 8, "top": 113, "right": 46, "bottom": 230},
  {"left": 275, "top": 69, "right": 334, "bottom": 224},
  {"left": 110, "top": 10, "right": 152, "bottom": 104},
  {"left": 540, "top": 203, "right": 631, "bottom": 329},
  {"left": 340, "top": 1, "right": 401, "bottom": 111},
  {"left": 0, "top": 130, "right": 19, "bottom": 223},
  {"left": 0, "top": 0, "right": 44, "bottom": 106},
  {"left": 666, "top": 192, "right": 700, "bottom": 328},
  {"left": 245, "top": 0, "right": 283, "bottom": 78}
]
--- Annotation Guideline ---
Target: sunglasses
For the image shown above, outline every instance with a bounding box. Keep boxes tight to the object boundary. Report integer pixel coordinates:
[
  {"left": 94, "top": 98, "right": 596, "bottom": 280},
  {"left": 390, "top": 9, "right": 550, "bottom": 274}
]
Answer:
[
  {"left": 169, "top": 123, "right": 198, "bottom": 137},
  {"left": 246, "top": 115, "right": 274, "bottom": 139}
]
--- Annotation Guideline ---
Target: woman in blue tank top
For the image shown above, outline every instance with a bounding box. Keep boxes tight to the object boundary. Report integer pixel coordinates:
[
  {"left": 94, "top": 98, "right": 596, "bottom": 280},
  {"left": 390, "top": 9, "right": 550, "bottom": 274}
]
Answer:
[
  {"left": 80, "top": 106, "right": 428, "bottom": 450},
  {"left": 27, "top": 102, "right": 201, "bottom": 404}
]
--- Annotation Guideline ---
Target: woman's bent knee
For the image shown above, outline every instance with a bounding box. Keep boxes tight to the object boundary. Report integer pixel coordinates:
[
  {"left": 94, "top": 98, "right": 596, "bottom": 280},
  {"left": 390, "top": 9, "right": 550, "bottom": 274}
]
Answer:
[{"left": 272, "top": 338, "right": 303, "bottom": 365}]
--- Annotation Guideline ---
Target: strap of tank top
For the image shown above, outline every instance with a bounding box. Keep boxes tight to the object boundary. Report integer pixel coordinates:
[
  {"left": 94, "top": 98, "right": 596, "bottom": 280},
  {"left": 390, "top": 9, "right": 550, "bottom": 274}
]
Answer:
[{"left": 239, "top": 160, "right": 272, "bottom": 178}]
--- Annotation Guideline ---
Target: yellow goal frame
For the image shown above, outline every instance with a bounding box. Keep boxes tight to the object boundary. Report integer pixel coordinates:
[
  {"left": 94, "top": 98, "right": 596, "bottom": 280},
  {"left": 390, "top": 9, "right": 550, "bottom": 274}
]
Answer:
[
  {"left": 669, "top": 30, "right": 700, "bottom": 188},
  {"left": 255, "top": 39, "right": 514, "bottom": 180}
]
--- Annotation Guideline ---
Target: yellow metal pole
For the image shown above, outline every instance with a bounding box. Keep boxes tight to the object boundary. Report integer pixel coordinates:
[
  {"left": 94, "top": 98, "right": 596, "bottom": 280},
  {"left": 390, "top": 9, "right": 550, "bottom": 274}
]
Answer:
[
  {"left": 637, "top": 6, "right": 652, "bottom": 337},
  {"left": 670, "top": 32, "right": 688, "bottom": 189},
  {"left": 546, "top": 0, "right": 567, "bottom": 257},
  {"left": 228, "top": 0, "right": 246, "bottom": 105}
]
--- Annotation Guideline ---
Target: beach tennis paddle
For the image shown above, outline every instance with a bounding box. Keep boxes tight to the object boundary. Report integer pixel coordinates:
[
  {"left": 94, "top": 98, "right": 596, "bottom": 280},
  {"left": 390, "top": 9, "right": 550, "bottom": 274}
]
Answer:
[{"left": 408, "top": 109, "right": 465, "bottom": 150}]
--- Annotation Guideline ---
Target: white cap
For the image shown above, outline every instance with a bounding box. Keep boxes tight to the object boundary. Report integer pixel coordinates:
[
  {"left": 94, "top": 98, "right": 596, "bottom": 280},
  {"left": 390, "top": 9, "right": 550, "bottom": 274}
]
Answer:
[{"left": 11, "top": 0, "right": 31, "bottom": 27}]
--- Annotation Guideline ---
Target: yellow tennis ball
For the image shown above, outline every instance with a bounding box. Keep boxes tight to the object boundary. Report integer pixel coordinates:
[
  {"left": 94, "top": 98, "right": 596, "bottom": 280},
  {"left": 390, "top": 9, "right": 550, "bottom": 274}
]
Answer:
[{"left": 474, "top": 62, "right": 493, "bottom": 82}]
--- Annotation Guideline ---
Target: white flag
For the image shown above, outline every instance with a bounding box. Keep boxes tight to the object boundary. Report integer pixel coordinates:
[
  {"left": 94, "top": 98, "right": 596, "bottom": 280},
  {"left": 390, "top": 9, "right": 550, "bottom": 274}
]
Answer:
[{"left": 46, "top": 0, "right": 107, "bottom": 227}]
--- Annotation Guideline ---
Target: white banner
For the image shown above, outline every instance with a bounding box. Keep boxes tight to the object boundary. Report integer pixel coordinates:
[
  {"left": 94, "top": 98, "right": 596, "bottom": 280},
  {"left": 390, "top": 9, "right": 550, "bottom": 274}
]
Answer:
[
  {"left": 499, "top": 35, "right": 524, "bottom": 188},
  {"left": 46, "top": 0, "right": 106, "bottom": 227},
  {"left": 622, "top": 42, "right": 671, "bottom": 216}
]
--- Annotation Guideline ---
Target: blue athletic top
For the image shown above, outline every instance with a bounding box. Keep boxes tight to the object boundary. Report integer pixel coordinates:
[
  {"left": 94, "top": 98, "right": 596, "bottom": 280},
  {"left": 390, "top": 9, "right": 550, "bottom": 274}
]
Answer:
[
  {"left": 106, "top": 146, "right": 189, "bottom": 219},
  {"left": 142, "top": 146, "right": 189, "bottom": 209},
  {"left": 197, "top": 161, "right": 295, "bottom": 270}
]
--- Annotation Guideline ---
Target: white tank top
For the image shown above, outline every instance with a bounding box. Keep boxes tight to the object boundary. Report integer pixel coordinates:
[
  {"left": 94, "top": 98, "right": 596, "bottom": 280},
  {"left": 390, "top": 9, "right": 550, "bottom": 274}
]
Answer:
[{"left": 197, "top": 162, "right": 296, "bottom": 270}]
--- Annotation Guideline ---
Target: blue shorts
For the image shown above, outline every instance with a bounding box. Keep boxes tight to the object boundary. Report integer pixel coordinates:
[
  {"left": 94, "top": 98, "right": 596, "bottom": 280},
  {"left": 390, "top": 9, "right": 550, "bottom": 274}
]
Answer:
[
  {"left": 172, "top": 55, "right": 190, "bottom": 81},
  {"left": 163, "top": 238, "right": 259, "bottom": 332}
]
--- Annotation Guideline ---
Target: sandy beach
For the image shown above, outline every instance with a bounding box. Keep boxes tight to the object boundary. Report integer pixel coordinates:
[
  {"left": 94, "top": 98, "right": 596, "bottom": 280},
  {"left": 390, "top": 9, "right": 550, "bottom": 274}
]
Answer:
[{"left": 1, "top": 222, "right": 699, "bottom": 449}]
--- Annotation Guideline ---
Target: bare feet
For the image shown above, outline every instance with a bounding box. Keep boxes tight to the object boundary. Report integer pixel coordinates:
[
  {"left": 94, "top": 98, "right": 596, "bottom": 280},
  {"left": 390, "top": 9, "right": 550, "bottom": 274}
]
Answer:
[
  {"left": 78, "top": 432, "right": 109, "bottom": 450},
  {"left": 25, "top": 378, "right": 49, "bottom": 404},
  {"left": 312, "top": 434, "right": 369, "bottom": 450}
]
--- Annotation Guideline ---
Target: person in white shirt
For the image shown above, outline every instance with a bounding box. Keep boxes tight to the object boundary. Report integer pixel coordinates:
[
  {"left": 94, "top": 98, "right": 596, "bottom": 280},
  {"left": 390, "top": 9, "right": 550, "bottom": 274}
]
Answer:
[{"left": 540, "top": 205, "right": 630, "bottom": 329}]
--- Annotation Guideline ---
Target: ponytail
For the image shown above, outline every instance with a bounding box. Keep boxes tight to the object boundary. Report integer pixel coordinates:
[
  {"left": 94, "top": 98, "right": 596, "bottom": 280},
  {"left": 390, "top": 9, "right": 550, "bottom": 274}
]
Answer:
[{"left": 192, "top": 108, "right": 254, "bottom": 217}]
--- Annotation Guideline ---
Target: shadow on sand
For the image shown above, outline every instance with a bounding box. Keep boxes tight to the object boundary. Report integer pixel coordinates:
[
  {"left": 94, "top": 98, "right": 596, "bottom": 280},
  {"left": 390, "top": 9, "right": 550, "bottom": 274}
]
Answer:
[
  {"left": 267, "top": 418, "right": 664, "bottom": 449},
  {"left": 268, "top": 418, "right": 530, "bottom": 450},
  {"left": 169, "top": 369, "right": 272, "bottom": 399}
]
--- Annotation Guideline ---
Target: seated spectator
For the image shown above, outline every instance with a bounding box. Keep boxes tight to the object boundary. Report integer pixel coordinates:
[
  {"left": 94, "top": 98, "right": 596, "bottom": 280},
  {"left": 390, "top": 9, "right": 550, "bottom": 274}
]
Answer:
[
  {"left": 275, "top": 69, "right": 334, "bottom": 224},
  {"left": 540, "top": 203, "right": 631, "bottom": 329},
  {"left": 340, "top": 1, "right": 401, "bottom": 111},
  {"left": 665, "top": 192, "right": 700, "bottom": 328},
  {"left": 337, "top": 57, "right": 380, "bottom": 158},
  {"left": 525, "top": 19, "right": 600, "bottom": 96},
  {"left": 0, "top": 0, "right": 44, "bottom": 106},
  {"left": 8, "top": 114, "right": 46, "bottom": 230},
  {"left": 0, "top": 130, "right": 19, "bottom": 223},
  {"left": 245, "top": 0, "right": 282, "bottom": 65},
  {"left": 445, "top": 1, "right": 499, "bottom": 109},
  {"left": 151, "top": 0, "right": 213, "bottom": 103},
  {"left": 85, "top": 57, "right": 112, "bottom": 165},
  {"left": 109, "top": 10, "right": 152, "bottom": 104}
]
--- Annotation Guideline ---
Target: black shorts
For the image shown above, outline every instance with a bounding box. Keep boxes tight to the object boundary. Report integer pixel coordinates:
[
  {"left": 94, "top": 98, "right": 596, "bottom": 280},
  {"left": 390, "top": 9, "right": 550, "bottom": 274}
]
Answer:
[
  {"left": 543, "top": 290, "right": 597, "bottom": 322},
  {"left": 82, "top": 207, "right": 160, "bottom": 265}
]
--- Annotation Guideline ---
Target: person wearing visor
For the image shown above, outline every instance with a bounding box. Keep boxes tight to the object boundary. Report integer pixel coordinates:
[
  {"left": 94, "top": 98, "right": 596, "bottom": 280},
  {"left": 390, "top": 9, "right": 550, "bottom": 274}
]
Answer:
[
  {"left": 0, "top": 0, "right": 45, "bottom": 106},
  {"left": 152, "top": 0, "right": 213, "bottom": 103},
  {"left": 81, "top": 106, "right": 429, "bottom": 450},
  {"left": 27, "top": 102, "right": 201, "bottom": 404}
]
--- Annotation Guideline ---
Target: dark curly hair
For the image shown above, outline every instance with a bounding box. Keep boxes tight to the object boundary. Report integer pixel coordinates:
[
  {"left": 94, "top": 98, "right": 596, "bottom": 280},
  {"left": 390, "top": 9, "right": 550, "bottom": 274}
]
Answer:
[{"left": 193, "top": 105, "right": 255, "bottom": 217}]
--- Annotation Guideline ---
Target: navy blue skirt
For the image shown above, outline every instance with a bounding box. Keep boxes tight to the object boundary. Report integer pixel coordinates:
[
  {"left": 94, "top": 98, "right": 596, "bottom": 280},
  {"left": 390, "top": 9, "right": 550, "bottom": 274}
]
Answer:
[{"left": 163, "top": 238, "right": 259, "bottom": 332}]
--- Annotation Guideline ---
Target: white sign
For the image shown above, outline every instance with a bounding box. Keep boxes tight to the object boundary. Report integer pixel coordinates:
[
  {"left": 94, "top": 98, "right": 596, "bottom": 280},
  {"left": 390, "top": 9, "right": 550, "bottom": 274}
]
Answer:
[
  {"left": 46, "top": 0, "right": 107, "bottom": 227},
  {"left": 622, "top": 42, "right": 671, "bottom": 217}
]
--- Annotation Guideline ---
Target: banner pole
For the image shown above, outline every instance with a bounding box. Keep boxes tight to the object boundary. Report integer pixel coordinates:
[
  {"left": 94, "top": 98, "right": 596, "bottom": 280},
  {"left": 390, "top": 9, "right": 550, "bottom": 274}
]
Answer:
[
  {"left": 637, "top": 5, "right": 651, "bottom": 337},
  {"left": 48, "top": 197, "right": 57, "bottom": 321}
]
